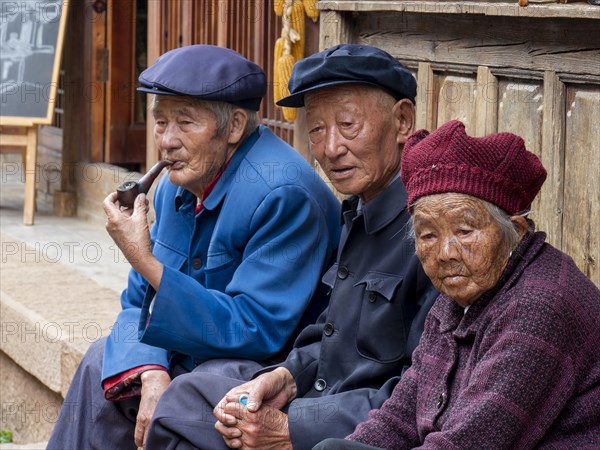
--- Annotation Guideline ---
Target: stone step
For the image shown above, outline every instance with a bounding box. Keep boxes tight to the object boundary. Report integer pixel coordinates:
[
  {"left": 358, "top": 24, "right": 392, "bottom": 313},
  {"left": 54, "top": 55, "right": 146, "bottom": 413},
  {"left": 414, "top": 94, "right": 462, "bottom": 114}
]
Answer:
[
  {"left": 0, "top": 168, "right": 133, "bottom": 445},
  {"left": 0, "top": 442, "right": 47, "bottom": 449}
]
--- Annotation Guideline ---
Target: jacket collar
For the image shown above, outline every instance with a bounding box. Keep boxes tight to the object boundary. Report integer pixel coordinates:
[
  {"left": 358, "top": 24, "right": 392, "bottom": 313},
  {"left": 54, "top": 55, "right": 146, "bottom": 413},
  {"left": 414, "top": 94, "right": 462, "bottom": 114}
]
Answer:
[
  {"left": 341, "top": 174, "right": 408, "bottom": 235},
  {"left": 432, "top": 229, "right": 547, "bottom": 335},
  {"left": 174, "top": 127, "right": 261, "bottom": 213}
]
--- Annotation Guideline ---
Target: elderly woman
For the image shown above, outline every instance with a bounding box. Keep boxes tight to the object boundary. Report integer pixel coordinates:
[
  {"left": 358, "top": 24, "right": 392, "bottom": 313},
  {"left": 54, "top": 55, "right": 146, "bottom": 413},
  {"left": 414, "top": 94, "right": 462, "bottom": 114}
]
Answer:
[{"left": 314, "top": 120, "right": 600, "bottom": 449}]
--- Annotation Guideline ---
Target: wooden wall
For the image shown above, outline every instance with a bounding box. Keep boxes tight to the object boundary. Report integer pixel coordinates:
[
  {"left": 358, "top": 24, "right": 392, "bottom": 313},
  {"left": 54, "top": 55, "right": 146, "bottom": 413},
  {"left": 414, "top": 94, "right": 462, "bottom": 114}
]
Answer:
[
  {"left": 145, "top": 1, "right": 320, "bottom": 167},
  {"left": 319, "top": 4, "right": 599, "bottom": 286}
]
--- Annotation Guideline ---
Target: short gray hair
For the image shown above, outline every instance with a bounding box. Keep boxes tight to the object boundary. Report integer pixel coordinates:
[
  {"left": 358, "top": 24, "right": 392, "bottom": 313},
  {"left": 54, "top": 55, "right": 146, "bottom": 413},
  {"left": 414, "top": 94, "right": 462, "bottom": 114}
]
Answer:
[
  {"left": 408, "top": 197, "right": 523, "bottom": 254},
  {"left": 150, "top": 95, "right": 260, "bottom": 140}
]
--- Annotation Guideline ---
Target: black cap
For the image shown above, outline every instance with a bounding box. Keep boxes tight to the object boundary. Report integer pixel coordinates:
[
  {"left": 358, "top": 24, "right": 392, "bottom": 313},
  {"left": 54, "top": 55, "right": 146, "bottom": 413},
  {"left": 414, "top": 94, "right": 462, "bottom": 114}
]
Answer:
[
  {"left": 138, "top": 45, "right": 267, "bottom": 111},
  {"left": 276, "top": 44, "right": 416, "bottom": 107}
]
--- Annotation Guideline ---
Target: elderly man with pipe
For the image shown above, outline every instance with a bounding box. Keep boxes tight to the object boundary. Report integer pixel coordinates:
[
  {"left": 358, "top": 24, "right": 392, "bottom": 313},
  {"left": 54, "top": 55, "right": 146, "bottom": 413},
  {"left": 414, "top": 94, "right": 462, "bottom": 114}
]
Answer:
[
  {"left": 145, "top": 44, "right": 438, "bottom": 450},
  {"left": 47, "top": 45, "right": 341, "bottom": 450}
]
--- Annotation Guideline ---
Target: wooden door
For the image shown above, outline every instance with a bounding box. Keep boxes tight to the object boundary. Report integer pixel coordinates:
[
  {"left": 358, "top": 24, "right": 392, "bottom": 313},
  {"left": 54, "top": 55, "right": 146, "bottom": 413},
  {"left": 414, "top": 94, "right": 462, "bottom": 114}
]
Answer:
[{"left": 105, "top": 0, "right": 147, "bottom": 167}]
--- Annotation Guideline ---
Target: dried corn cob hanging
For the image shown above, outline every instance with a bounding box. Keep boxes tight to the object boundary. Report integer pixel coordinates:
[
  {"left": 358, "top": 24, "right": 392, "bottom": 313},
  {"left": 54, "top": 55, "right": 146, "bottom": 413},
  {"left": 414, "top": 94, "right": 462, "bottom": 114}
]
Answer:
[
  {"left": 274, "top": 0, "right": 284, "bottom": 16},
  {"left": 278, "top": 53, "right": 296, "bottom": 121},
  {"left": 303, "top": 0, "right": 319, "bottom": 22},
  {"left": 289, "top": 0, "right": 305, "bottom": 61},
  {"left": 273, "top": 37, "right": 285, "bottom": 102},
  {"left": 274, "top": 0, "right": 299, "bottom": 122}
]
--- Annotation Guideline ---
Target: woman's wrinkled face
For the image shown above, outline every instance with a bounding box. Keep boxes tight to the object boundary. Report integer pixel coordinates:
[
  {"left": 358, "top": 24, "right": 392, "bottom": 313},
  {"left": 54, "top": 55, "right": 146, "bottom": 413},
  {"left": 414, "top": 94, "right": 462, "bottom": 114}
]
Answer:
[{"left": 413, "top": 193, "right": 510, "bottom": 308}]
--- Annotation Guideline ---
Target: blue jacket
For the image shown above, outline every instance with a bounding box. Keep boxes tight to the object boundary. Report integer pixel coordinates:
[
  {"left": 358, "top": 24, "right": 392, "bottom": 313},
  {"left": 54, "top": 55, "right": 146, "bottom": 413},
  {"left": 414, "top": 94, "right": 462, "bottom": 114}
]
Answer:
[{"left": 102, "top": 126, "right": 341, "bottom": 380}]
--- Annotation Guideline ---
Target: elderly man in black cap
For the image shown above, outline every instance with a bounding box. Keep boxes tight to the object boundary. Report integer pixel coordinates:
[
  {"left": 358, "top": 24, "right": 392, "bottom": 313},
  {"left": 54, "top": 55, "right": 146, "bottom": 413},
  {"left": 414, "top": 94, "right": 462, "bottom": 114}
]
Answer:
[
  {"left": 47, "top": 45, "right": 341, "bottom": 450},
  {"left": 145, "top": 44, "right": 438, "bottom": 450}
]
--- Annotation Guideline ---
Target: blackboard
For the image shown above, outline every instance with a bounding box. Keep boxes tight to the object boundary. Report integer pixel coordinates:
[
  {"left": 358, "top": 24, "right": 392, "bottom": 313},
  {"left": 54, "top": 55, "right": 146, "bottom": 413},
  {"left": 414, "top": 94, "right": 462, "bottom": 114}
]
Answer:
[{"left": 0, "top": 0, "right": 68, "bottom": 125}]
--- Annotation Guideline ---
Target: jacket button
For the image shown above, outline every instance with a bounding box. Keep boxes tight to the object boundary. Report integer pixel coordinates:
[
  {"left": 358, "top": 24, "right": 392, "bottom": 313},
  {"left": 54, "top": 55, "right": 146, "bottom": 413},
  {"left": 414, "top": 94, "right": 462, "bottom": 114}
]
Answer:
[
  {"left": 437, "top": 392, "right": 446, "bottom": 408},
  {"left": 192, "top": 258, "right": 203, "bottom": 269},
  {"left": 314, "top": 378, "right": 327, "bottom": 392},
  {"left": 323, "top": 323, "right": 334, "bottom": 336},
  {"left": 368, "top": 292, "right": 377, "bottom": 302},
  {"left": 337, "top": 266, "right": 349, "bottom": 279}
]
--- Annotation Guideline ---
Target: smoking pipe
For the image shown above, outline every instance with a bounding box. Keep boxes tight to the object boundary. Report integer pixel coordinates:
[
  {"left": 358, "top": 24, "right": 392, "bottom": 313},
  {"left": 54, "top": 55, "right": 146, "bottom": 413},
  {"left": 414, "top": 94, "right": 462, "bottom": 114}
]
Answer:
[{"left": 116, "top": 160, "right": 172, "bottom": 208}]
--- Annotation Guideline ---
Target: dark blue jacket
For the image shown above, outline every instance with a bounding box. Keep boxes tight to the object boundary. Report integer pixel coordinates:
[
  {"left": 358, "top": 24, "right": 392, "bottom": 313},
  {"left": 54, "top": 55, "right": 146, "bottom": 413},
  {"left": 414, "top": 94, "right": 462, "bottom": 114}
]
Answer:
[
  {"left": 268, "top": 176, "right": 438, "bottom": 448},
  {"left": 102, "top": 126, "right": 341, "bottom": 380}
]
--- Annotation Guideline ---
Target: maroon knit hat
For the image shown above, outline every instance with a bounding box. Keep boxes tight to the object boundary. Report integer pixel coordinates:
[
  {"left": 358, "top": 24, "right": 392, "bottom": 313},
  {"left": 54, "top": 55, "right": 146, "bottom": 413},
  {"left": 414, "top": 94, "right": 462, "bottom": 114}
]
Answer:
[{"left": 401, "top": 120, "right": 547, "bottom": 215}]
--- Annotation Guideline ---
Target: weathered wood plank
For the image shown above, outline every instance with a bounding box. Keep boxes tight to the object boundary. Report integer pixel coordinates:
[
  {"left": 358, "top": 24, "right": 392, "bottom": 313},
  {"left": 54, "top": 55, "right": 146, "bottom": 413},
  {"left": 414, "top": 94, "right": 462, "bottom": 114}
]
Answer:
[
  {"left": 563, "top": 87, "right": 600, "bottom": 286},
  {"left": 23, "top": 126, "right": 38, "bottom": 225},
  {"left": 416, "top": 63, "right": 436, "bottom": 131},
  {"left": 356, "top": 13, "right": 600, "bottom": 77},
  {"left": 319, "top": 10, "right": 354, "bottom": 50},
  {"left": 319, "top": 1, "right": 600, "bottom": 20},
  {"left": 497, "top": 79, "right": 544, "bottom": 227},
  {"left": 89, "top": 0, "right": 106, "bottom": 163},
  {"left": 436, "top": 75, "right": 477, "bottom": 134},
  {"left": 38, "top": 125, "right": 63, "bottom": 151},
  {"left": 146, "top": 0, "right": 162, "bottom": 170},
  {"left": 475, "top": 66, "right": 498, "bottom": 137},
  {"left": 181, "top": 0, "right": 194, "bottom": 46},
  {"left": 539, "top": 72, "right": 565, "bottom": 249}
]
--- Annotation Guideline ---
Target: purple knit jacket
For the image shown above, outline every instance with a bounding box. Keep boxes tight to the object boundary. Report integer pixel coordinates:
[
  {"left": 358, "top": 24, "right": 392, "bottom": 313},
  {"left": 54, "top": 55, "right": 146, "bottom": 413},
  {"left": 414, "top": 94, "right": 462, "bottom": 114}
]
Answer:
[{"left": 348, "top": 231, "right": 600, "bottom": 449}]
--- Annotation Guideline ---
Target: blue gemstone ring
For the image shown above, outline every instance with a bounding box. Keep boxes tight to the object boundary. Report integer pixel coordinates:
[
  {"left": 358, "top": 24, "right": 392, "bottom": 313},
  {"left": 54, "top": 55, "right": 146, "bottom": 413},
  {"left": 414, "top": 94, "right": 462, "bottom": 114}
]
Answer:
[{"left": 239, "top": 393, "right": 250, "bottom": 405}]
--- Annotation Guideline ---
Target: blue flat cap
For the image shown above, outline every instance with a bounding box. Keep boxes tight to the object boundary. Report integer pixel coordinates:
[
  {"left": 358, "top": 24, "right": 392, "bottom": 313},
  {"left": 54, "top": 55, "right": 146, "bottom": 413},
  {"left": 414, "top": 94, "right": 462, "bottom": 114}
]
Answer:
[
  {"left": 277, "top": 44, "right": 416, "bottom": 107},
  {"left": 138, "top": 45, "right": 266, "bottom": 111}
]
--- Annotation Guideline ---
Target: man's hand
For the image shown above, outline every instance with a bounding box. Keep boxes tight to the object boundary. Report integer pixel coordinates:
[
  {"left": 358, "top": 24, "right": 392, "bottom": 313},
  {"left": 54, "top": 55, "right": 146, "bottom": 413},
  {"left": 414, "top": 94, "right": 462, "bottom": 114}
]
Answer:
[
  {"left": 103, "top": 192, "right": 163, "bottom": 289},
  {"left": 215, "top": 404, "right": 292, "bottom": 450},
  {"left": 213, "top": 367, "right": 297, "bottom": 449},
  {"left": 103, "top": 192, "right": 152, "bottom": 266},
  {"left": 135, "top": 369, "right": 171, "bottom": 449}
]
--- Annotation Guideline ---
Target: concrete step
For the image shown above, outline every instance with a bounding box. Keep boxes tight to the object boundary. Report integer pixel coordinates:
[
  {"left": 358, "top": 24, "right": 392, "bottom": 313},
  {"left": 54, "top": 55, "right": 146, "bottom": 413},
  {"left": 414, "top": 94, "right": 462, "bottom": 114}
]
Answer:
[
  {"left": 0, "top": 442, "right": 46, "bottom": 449},
  {"left": 1, "top": 179, "right": 129, "bottom": 445}
]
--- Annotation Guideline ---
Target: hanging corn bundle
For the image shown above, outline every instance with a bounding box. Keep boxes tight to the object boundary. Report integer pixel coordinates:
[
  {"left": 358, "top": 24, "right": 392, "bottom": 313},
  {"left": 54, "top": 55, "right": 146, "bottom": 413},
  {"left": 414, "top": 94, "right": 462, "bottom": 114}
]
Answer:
[
  {"left": 273, "top": 0, "right": 284, "bottom": 16},
  {"left": 273, "top": 0, "right": 319, "bottom": 122},
  {"left": 303, "top": 0, "right": 319, "bottom": 22},
  {"left": 278, "top": 52, "right": 296, "bottom": 122},
  {"left": 273, "top": 0, "right": 298, "bottom": 121},
  {"left": 273, "top": 37, "right": 285, "bottom": 102},
  {"left": 290, "top": 0, "right": 305, "bottom": 61}
]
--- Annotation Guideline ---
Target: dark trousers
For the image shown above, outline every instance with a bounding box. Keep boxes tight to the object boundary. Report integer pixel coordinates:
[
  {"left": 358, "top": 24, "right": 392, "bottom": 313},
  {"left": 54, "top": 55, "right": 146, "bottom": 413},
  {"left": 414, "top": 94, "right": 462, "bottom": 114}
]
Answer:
[
  {"left": 313, "top": 438, "right": 384, "bottom": 450},
  {"left": 146, "top": 368, "right": 254, "bottom": 450},
  {"left": 47, "top": 338, "right": 138, "bottom": 450},
  {"left": 47, "top": 338, "right": 262, "bottom": 450}
]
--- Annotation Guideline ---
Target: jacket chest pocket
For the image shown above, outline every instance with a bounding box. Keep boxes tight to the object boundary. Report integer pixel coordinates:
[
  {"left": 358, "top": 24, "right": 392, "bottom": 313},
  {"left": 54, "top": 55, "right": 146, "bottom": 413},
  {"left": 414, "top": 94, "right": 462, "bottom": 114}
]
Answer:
[
  {"left": 204, "top": 250, "right": 239, "bottom": 292},
  {"left": 320, "top": 263, "right": 338, "bottom": 295},
  {"left": 355, "top": 271, "right": 406, "bottom": 362},
  {"left": 153, "top": 241, "right": 187, "bottom": 271}
]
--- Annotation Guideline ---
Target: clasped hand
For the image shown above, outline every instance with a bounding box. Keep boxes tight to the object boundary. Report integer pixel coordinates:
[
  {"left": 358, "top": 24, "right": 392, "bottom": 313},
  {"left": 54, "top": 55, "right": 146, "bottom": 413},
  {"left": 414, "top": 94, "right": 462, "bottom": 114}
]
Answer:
[{"left": 214, "top": 367, "right": 297, "bottom": 450}]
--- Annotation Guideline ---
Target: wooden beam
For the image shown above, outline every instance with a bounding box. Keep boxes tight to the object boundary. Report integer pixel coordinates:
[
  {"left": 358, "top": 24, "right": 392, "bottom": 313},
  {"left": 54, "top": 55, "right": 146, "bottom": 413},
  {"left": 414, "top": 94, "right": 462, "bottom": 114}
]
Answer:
[
  {"left": 181, "top": 0, "right": 194, "bottom": 46},
  {"left": 145, "top": 0, "right": 162, "bottom": 171},
  {"left": 475, "top": 66, "right": 498, "bottom": 137},
  {"left": 217, "top": 0, "right": 228, "bottom": 47},
  {"left": 319, "top": 10, "right": 353, "bottom": 50},
  {"left": 23, "top": 126, "right": 39, "bottom": 225},
  {"left": 318, "top": 1, "right": 600, "bottom": 20},
  {"left": 539, "top": 71, "right": 565, "bottom": 249},
  {"left": 89, "top": 0, "right": 106, "bottom": 162},
  {"left": 415, "top": 62, "right": 436, "bottom": 131},
  {"left": 357, "top": 13, "right": 600, "bottom": 77},
  {"left": 61, "top": 0, "right": 87, "bottom": 196},
  {"left": 0, "top": 135, "right": 28, "bottom": 146},
  {"left": 562, "top": 87, "right": 599, "bottom": 284}
]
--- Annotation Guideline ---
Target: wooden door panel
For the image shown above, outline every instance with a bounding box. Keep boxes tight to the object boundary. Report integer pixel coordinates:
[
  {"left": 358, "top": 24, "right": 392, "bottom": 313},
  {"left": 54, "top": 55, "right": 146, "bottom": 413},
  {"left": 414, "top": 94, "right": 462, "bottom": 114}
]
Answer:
[{"left": 105, "top": 0, "right": 145, "bottom": 166}]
